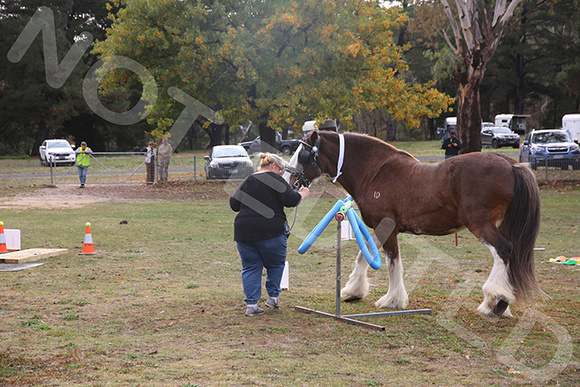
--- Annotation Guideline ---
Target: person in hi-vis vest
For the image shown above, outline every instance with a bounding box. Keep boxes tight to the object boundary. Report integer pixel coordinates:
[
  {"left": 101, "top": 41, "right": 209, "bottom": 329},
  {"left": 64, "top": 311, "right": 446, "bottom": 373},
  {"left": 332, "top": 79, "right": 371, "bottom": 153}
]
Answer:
[{"left": 75, "top": 141, "right": 92, "bottom": 188}]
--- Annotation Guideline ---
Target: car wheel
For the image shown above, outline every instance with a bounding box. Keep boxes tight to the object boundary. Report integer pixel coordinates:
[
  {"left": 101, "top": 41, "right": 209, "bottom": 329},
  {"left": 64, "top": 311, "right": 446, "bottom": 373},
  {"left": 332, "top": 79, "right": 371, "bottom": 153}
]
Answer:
[
  {"left": 281, "top": 147, "right": 291, "bottom": 156},
  {"left": 491, "top": 139, "right": 498, "bottom": 149},
  {"left": 573, "top": 162, "right": 580, "bottom": 171},
  {"left": 512, "top": 143, "right": 520, "bottom": 149},
  {"left": 530, "top": 159, "right": 537, "bottom": 170}
]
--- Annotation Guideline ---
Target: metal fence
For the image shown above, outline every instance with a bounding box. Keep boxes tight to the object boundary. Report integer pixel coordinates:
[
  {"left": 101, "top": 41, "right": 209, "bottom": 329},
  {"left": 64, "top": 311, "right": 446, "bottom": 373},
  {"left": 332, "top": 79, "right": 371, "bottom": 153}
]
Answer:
[
  {"left": 0, "top": 152, "right": 577, "bottom": 188},
  {"left": 0, "top": 153, "right": 202, "bottom": 188},
  {"left": 526, "top": 158, "right": 580, "bottom": 182}
]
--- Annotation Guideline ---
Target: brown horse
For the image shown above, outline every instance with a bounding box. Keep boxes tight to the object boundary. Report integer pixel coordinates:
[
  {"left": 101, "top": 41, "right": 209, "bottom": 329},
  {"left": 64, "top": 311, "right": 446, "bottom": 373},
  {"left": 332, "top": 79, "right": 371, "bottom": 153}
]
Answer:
[{"left": 285, "top": 130, "right": 542, "bottom": 317}]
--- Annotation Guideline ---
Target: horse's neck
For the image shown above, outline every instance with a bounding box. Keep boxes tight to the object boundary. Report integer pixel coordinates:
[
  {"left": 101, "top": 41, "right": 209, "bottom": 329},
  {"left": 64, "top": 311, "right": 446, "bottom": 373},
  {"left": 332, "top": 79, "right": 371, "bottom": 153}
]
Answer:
[{"left": 326, "top": 134, "right": 403, "bottom": 196}]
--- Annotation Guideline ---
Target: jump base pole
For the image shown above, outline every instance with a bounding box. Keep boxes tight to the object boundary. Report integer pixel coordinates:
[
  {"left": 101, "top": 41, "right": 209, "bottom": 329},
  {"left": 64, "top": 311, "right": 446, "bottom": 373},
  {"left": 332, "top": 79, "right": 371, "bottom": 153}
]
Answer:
[
  {"left": 295, "top": 213, "right": 431, "bottom": 331},
  {"left": 294, "top": 306, "right": 387, "bottom": 331}
]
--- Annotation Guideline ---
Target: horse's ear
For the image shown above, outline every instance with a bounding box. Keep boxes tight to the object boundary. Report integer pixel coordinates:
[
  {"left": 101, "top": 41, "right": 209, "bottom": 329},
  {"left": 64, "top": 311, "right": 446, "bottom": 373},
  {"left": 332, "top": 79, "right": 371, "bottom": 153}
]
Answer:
[{"left": 308, "top": 130, "right": 319, "bottom": 146}]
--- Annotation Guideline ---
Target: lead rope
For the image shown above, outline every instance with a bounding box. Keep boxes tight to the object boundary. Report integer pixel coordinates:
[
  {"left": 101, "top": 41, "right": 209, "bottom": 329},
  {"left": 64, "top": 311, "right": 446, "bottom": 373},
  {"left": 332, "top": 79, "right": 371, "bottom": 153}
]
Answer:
[{"left": 288, "top": 204, "right": 299, "bottom": 233}]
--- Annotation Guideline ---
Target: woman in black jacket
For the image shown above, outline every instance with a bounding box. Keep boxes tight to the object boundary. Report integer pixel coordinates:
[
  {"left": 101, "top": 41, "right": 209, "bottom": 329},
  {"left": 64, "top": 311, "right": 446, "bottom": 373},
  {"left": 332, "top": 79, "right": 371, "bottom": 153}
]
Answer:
[{"left": 230, "top": 153, "right": 309, "bottom": 316}]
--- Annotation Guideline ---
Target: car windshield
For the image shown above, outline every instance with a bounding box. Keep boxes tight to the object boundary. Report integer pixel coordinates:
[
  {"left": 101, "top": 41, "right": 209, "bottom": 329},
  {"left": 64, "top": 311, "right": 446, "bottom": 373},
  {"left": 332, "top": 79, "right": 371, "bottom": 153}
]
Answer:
[
  {"left": 47, "top": 141, "right": 71, "bottom": 148},
  {"left": 532, "top": 132, "right": 571, "bottom": 144},
  {"left": 213, "top": 147, "right": 247, "bottom": 158},
  {"left": 493, "top": 128, "right": 513, "bottom": 134}
]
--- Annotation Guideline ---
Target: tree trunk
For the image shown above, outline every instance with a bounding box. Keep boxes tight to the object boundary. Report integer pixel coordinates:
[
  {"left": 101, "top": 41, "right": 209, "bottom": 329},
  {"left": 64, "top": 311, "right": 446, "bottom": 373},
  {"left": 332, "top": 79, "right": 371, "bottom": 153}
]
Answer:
[
  {"left": 281, "top": 124, "right": 290, "bottom": 140},
  {"left": 439, "top": 0, "right": 526, "bottom": 153},
  {"left": 30, "top": 122, "right": 49, "bottom": 156},
  {"left": 224, "top": 123, "right": 230, "bottom": 145},
  {"left": 385, "top": 119, "right": 397, "bottom": 142},
  {"left": 204, "top": 123, "right": 223, "bottom": 148},
  {"left": 188, "top": 126, "right": 196, "bottom": 150},
  {"left": 454, "top": 69, "right": 483, "bottom": 153},
  {"left": 427, "top": 118, "right": 436, "bottom": 140},
  {"left": 258, "top": 122, "right": 276, "bottom": 153},
  {"left": 514, "top": 53, "right": 524, "bottom": 114}
]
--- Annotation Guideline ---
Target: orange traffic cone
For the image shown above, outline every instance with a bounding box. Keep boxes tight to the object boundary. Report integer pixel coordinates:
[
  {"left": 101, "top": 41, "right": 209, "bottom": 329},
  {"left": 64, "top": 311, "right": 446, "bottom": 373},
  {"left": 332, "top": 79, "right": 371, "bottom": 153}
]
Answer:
[
  {"left": 81, "top": 222, "right": 96, "bottom": 255},
  {"left": 0, "top": 221, "right": 7, "bottom": 253}
]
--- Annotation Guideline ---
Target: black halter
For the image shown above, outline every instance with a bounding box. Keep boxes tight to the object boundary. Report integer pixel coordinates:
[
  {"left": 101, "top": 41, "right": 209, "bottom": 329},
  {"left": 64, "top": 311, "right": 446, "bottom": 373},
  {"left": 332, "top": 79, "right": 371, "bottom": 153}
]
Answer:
[{"left": 286, "top": 137, "right": 322, "bottom": 189}]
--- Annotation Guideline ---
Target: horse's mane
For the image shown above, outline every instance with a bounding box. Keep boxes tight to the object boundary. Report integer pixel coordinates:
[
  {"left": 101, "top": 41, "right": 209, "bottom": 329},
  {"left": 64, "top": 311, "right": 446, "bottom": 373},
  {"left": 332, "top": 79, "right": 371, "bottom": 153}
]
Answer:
[{"left": 324, "top": 131, "right": 418, "bottom": 162}]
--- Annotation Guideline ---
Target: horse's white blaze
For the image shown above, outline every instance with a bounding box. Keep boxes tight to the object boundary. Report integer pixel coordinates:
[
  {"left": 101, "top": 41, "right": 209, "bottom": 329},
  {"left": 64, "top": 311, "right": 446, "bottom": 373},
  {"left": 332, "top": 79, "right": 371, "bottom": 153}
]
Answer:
[
  {"left": 341, "top": 251, "right": 370, "bottom": 299},
  {"left": 282, "top": 144, "right": 303, "bottom": 184},
  {"left": 375, "top": 253, "right": 409, "bottom": 309},
  {"left": 477, "top": 243, "right": 515, "bottom": 316}
]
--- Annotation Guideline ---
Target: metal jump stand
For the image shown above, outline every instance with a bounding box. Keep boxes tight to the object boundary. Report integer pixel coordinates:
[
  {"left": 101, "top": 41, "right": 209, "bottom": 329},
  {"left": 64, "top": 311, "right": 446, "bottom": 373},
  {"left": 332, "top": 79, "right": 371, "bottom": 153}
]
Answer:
[{"left": 295, "top": 210, "right": 431, "bottom": 331}]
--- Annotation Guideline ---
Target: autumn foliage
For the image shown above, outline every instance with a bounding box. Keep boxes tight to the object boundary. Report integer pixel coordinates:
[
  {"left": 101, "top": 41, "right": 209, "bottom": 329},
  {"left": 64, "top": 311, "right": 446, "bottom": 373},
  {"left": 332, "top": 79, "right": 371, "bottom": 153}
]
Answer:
[{"left": 94, "top": 0, "right": 452, "bottom": 137}]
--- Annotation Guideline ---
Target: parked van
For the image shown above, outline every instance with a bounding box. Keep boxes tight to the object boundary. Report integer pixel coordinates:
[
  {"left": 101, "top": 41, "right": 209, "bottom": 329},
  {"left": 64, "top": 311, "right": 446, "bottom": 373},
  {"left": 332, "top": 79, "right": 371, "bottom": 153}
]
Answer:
[
  {"left": 494, "top": 114, "right": 531, "bottom": 135},
  {"left": 437, "top": 117, "right": 457, "bottom": 142},
  {"left": 445, "top": 117, "right": 457, "bottom": 133},
  {"left": 562, "top": 114, "right": 580, "bottom": 141}
]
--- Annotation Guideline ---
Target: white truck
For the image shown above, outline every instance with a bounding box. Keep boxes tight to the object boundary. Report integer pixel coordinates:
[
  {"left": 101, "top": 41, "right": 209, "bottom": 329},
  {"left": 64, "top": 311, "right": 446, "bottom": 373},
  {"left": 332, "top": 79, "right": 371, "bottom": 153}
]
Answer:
[
  {"left": 302, "top": 119, "right": 338, "bottom": 135},
  {"left": 494, "top": 114, "right": 531, "bottom": 135},
  {"left": 562, "top": 114, "right": 580, "bottom": 141}
]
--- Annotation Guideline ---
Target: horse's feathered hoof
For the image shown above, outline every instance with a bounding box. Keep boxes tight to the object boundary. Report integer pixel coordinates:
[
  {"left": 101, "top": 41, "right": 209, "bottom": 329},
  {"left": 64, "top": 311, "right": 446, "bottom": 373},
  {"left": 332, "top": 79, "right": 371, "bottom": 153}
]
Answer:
[
  {"left": 343, "top": 295, "right": 362, "bottom": 303},
  {"left": 493, "top": 298, "right": 509, "bottom": 316}
]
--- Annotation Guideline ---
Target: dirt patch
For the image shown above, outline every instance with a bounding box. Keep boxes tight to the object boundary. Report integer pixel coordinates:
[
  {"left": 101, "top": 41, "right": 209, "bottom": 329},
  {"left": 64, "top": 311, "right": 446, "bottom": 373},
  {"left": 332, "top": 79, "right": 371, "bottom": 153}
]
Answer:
[
  {"left": 0, "top": 177, "right": 347, "bottom": 209},
  {"left": 0, "top": 181, "right": 232, "bottom": 209}
]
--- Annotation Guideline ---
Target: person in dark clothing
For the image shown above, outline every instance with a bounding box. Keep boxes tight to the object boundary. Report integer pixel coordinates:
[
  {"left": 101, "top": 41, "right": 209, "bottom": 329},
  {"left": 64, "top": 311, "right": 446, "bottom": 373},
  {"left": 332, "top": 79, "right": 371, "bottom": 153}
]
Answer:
[
  {"left": 442, "top": 132, "right": 462, "bottom": 158},
  {"left": 230, "top": 153, "right": 309, "bottom": 316}
]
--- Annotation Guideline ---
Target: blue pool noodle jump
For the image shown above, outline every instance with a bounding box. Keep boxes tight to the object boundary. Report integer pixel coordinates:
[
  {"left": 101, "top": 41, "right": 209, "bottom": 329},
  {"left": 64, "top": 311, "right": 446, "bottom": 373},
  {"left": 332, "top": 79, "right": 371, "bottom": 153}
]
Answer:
[
  {"left": 346, "top": 207, "right": 382, "bottom": 270},
  {"left": 298, "top": 197, "right": 382, "bottom": 270},
  {"left": 298, "top": 200, "right": 344, "bottom": 254}
]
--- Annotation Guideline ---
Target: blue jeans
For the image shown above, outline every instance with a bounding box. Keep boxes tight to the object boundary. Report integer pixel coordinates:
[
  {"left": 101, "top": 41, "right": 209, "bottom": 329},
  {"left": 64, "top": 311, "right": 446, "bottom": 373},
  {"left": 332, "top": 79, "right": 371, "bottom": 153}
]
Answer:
[
  {"left": 77, "top": 165, "right": 88, "bottom": 185},
  {"left": 236, "top": 235, "right": 287, "bottom": 304}
]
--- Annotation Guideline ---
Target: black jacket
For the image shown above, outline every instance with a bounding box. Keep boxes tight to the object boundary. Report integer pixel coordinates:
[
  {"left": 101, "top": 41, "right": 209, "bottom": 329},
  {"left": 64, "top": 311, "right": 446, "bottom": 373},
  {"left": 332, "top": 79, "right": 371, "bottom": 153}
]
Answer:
[
  {"left": 442, "top": 137, "right": 462, "bottom": 156},
  {"left": 230, "top": 172, "right": 302, "bottom": 242}
]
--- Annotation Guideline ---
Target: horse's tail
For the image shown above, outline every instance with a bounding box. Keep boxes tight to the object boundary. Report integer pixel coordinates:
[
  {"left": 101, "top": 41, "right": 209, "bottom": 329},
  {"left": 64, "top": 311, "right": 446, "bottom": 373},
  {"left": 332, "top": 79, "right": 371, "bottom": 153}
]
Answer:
[{"left": 499, "top": 163, "right": 542, "bottom": 301}]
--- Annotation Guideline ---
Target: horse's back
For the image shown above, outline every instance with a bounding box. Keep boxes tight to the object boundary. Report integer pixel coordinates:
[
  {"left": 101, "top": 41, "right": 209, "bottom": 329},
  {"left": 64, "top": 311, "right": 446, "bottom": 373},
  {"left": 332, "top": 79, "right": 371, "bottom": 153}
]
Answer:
[
  {"left": 372, "top": 152, "right": 519, "bottom": 234},
  {"left": 443, "top": 153, "right": 518, "bottom": 226}
]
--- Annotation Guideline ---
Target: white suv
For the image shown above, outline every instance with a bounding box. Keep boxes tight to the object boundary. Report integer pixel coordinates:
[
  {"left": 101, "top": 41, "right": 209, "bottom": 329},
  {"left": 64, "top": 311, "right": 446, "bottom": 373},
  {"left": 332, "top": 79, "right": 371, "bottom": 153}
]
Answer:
[{"left": 39, "top": 139, "right": 76, "bottom": 167}]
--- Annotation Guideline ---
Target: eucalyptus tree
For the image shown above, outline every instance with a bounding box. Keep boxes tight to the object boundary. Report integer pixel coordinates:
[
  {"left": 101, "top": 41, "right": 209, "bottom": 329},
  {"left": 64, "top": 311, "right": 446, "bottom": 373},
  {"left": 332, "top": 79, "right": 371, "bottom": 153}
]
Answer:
[{"left": 413, "top": 0, "right": 553, "bottom": 153}]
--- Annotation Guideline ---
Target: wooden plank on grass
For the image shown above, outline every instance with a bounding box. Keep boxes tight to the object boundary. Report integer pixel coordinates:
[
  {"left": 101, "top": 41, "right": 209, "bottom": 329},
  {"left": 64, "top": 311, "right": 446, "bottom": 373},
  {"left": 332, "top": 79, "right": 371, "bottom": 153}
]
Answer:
[{"left": 0, "top": 248, "right": 69, "bottom": 263}]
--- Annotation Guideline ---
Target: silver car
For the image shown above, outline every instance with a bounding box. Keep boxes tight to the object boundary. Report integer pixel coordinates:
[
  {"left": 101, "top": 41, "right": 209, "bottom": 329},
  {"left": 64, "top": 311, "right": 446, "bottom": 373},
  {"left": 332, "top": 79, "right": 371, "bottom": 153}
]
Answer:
[{"left": 204, "top": 145, "right": 254, "bottom": 180}]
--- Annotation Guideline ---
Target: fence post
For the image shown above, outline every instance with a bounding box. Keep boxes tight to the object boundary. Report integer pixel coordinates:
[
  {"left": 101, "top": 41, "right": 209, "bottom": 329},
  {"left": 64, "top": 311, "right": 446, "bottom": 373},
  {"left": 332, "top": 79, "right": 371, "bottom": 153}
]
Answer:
[
  {"left": 545, "top": 159, "right": 548, "bottom": 182},
  {"left": 194, "top": 155, "right": 197, "bottom": 183},
  {"left": 50, "top": 159, "right": 54, "bottom": 185},
  {"left": 154, "top": 155, "right": 158, "bottom": 185}
]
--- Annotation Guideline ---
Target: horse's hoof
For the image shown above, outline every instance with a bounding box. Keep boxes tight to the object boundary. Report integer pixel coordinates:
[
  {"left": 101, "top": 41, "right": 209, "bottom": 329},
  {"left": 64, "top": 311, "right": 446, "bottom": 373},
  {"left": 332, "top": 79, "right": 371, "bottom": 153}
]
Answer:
[
  {"left": 343, "top": 295, "right": 362, "bottom": 303},
  {"left": 493, "top": 298, "right": 509, "bottom": 316}
]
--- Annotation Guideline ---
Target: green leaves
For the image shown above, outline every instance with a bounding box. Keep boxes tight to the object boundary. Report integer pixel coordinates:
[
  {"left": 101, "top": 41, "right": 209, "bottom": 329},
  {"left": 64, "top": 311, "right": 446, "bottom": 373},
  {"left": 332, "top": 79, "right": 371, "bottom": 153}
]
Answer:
[{"left": 93, "top": 0, "right": 451, "bottom": 137}]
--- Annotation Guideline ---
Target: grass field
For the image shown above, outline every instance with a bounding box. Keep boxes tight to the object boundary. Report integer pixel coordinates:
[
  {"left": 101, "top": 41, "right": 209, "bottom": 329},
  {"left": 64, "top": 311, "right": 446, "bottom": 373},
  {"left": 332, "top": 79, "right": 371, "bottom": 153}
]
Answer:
[{"left": 0, "top": 176, "right": 578, "bottom": 386}]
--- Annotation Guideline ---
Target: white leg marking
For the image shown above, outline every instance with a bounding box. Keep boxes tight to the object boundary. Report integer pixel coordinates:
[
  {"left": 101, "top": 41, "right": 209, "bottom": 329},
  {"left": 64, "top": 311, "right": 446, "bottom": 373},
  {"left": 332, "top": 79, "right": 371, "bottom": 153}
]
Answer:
[
  {"left": 477, "top": 243, "right": 515, "bottom": 317},
  {"left": 341, "top": 251, "right": 370, "bottom": 300},
  {"left": 375, "top": 253, "right": 409, "bottom": 309}
]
